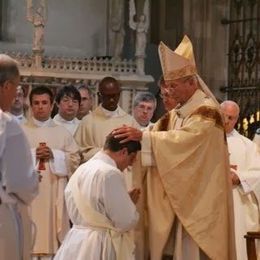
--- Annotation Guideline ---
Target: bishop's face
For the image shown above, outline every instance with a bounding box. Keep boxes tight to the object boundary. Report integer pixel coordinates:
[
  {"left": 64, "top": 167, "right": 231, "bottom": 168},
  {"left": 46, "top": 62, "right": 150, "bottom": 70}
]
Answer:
[
  {"left": 164, "top": 77, "right": 193, "bottom": 106},
  {"left": 31, "top": 94, "right": 53, "bottom": 122},
  {"left": 160, "top": 80, "right": 178, "bottom": 111}
]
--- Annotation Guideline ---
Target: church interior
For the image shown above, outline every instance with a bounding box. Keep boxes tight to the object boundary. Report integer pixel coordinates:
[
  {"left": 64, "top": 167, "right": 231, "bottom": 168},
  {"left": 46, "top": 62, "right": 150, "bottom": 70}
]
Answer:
[
  {"left": 0, "top": 0, "right": 259, "bottom": 138},
  {"left": 1, "top": 1, "right": 260, "bottom": 260}
]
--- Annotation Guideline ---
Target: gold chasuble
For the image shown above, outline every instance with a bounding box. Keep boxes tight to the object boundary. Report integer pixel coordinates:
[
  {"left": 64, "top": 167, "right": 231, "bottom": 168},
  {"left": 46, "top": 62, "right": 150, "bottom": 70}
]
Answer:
[{"left": 134, "top": 90, "right": 236, "bottom": 260}]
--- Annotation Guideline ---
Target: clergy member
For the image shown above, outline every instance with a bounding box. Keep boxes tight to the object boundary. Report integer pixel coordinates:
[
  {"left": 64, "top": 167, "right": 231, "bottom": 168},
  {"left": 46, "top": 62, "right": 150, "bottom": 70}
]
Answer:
[
  {"left": 220, "top": 100, "right": 260, "bottom": 260},
  {"left": 76, "top": 84, "right": 93, "bottom": 120},
  {"left": 22, "top": 86, "right": 80, "bottom": 259},
  {"left": 159, "top": 76, "right": 178, "bottom": 112},
  {"left": 113, "top": 36, "right": 236, "bottom": 260},
  {"left": 132, "top": 92, "right": 156, "bottom": 130},
  {"left": 53, "top": 85, "right": 81, "bottom": 135},
  {"left": 75, "top": 76, "right": 139, "bottom": 188},
  {"left": 253, "top": 128, "right": 260, "bottom": 153},
  {"left": 54, "top": 134, "right": 140, "bottom": 260},
  {"left": 0, "top": 54, "right": 38, "bottom": 260},
  {"left": 10, "top": 85, "right": 28, "bottom": 124}
]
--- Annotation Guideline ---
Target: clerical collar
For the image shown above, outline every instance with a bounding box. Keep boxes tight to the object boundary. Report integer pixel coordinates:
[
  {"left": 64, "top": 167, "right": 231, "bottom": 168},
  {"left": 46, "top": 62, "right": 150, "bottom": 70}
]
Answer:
[
  {"left": 32, "top": 117, "right": 52, "bottom": 127},
  {"left": 226, "top": 129, "right": 236, "bottom": 137},
  {"left": 12, "top": 113, "right": 24, "bottom": 123},
  {"left": 101, "top": 105, "right": 120, "bottom": 118},
  {"left": 54, "top": 114, "right": 76, "bottom": 124},
  {"left": 175, "top": 89, "right": 207, "bottom": 118}
]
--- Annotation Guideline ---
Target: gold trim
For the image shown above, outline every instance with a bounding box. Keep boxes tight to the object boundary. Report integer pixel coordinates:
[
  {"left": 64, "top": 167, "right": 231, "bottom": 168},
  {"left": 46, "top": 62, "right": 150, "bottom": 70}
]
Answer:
[
  {"left": 164, "top": 65, "right": 197, "bottom": 81},
  {"left": 191, "top": 106, "right": 224, "bottom": 130}
]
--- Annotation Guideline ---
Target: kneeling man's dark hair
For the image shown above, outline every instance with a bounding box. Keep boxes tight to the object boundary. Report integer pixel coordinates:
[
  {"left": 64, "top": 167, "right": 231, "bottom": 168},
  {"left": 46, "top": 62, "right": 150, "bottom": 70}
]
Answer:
[{"left": 104, "top": 134, "right": 141, "bottom": 154}]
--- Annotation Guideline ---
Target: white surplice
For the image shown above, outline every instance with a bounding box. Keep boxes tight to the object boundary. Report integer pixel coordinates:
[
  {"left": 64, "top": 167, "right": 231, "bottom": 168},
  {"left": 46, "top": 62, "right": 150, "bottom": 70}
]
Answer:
[
  {"left": 22, "top": 117, "right": 80, "bottom": 257},
  {"left": 253, "top": 129, "right": 260, "bottom": 153},
  {"left": 0, "top": 110, "right": 38, "bottom": 260},
  {"left": 227, "top": 129, "right": 260, "bottom": 260},
  {"left": 54, "top": 151, "right": 139, "bottom": 260},
  {"left": 53, "top": 114, "right": 81, "bottom": 135}
]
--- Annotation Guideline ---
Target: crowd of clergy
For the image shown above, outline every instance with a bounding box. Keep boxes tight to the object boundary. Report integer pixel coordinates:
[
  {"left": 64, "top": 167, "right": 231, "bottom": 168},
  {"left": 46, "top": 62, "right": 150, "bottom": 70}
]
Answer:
[{"left": 0, "top": 35, "right": 260, "bottom": 260}]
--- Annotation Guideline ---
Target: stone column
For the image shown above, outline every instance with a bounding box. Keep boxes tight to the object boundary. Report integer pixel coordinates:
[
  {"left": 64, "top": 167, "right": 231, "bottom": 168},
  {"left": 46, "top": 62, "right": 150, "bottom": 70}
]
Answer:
[{"left": 183, "top": 0, "right": 229, "bottom": 100}]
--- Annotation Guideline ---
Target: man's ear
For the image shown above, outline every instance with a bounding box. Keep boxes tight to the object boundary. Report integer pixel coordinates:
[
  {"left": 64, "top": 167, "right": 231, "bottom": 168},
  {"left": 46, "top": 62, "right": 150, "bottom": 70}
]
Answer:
[
  {"left": 2, "top": 80, "right": 11, "bottom": 92},
  {"left": 121, "top": 147, "right": 128, "bottom": 156}
]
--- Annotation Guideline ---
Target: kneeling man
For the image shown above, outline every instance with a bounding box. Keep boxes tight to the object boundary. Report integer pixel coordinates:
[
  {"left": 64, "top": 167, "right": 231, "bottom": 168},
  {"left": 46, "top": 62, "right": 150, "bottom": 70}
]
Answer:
[{"left": 55, "top": 134, "right": 141, "bottom": 260}]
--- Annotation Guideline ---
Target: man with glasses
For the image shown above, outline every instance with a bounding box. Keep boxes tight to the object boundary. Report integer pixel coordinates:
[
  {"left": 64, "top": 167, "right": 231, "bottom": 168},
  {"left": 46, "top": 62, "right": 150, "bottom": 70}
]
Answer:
[
  {"left": 159, "top": 76, "right": 178, "bottom": 112},
  {"left": 75, "top": 76, "right": 139, "bottom": 188},
  {"left": 221, "top": 100, "right": 260, "bottom": 260},
  {"left": 132, "top": 92, "right": 156, "bottom": 129},
  {"left": 113, "top": 36, "right": 236, "bottom": 260},
  {"left": 10, "top": 85, "right": 28, "bottom": 124},
  {"left": 53, "top": 85, "right": 81, "bottom": 135}
]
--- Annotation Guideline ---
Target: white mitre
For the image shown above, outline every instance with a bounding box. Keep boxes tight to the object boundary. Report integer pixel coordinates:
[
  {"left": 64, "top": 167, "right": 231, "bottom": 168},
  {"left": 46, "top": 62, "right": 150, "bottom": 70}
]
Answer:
[{"left": 158, "top": 35, "right": 219, "bottom": 105}]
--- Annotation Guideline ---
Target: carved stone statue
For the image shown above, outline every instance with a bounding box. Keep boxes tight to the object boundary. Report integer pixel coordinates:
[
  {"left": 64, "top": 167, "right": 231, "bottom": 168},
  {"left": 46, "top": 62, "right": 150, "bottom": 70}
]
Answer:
[
  {"left": 109, "top": 0, "right": 125, "bottom": 58},
  {"left": 129, "top": 0, "right": 150, "bottom": 58},
  {"left": 27, "top": 0, "right": 47, "bottom": 52},
  {"left": 129, "top": 0, "right": 150, "bottom": 74}
]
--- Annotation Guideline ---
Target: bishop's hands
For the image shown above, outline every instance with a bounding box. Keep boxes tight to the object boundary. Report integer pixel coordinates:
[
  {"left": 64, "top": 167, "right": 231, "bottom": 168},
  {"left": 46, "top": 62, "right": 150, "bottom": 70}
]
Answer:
[
  {"left": 230, "top": 164, "right": 240, "bottom": 186},
  {"left": 128, "top": 188, "right": 141, "bottom": 204},
  {"left": 112, "top": 125, "right": 143, "bottom": 143}
]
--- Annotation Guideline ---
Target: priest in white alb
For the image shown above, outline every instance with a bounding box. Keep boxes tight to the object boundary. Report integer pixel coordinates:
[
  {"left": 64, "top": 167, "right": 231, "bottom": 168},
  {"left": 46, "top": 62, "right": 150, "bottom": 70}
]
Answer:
[
  {"left": 54, "top": 134, "right": 141, "bottom": 260},
  {"left": 221, "top": 100, "right": 260, "bottom": 260},
  {"left": 0, "top": 54, "right": 39, "bottom": 260},
  {"left": 22, "top": 86, "right": 80, "bottom": 259}
]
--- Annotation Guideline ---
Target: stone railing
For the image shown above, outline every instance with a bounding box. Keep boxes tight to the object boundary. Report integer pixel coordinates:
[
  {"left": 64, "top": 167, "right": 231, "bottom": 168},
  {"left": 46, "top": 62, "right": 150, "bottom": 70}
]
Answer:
[
  {"left": 4, "top": 51, "right": 153, "bottom": 114},
  {"left": 4, "top": 51, "right": 137, "bottom": 75},
  {"left": 42, "top": 56, "right": 137, "bottom": 75}
]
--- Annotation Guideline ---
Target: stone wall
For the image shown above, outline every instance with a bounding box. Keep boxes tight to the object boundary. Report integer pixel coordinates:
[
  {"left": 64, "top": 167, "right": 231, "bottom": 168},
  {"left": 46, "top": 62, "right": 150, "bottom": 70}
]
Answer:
[{"left": 0, "top": 0, "right": 107, "bottom": 57}]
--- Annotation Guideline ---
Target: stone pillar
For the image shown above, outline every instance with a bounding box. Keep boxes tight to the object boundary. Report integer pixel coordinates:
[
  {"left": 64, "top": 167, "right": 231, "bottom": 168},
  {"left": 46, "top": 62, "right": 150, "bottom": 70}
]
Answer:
[
  {"left": 183, "top": 0, "right": 229, "bottom": 101},
  {"left": 33, "top": 49, "right": 43, "bottom": 68}
]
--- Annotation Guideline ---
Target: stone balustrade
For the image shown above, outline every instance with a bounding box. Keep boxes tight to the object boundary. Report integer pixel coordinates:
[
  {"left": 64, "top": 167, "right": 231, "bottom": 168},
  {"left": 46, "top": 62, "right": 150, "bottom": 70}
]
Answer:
[{"left": 3, "top": 51, "right": 153, "bottom": 114}]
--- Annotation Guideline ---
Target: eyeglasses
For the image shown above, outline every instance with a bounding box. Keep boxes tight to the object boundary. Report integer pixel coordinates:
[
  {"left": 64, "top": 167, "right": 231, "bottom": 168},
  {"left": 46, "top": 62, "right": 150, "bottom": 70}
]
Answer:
[
  {"left": 162, "top": 77, "right": 191, "bottom": 91},
  {"left": 61, "top": 97, "right": 79, "bottom": 105},
  {"left": 159, "top": 89, "right": 175, "bottom": 99}
]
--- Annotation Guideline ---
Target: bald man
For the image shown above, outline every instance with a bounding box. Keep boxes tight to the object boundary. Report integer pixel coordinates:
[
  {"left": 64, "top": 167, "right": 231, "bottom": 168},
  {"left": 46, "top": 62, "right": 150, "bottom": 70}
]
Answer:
[
  {"left": 0, "top": 54, "right": 38, "bottom": 260},
  {"left": 75, "top": 77, "right": 139, "bottom": 188},
  {"left": 220, "top": 100, "right": 260, "bottom": 260}
]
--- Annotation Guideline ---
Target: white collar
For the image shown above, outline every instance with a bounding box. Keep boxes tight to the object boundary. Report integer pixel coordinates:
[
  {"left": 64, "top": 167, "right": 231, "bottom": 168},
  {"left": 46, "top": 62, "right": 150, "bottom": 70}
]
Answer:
[
  {"left": 32, "top": 117, "right": 52, "bottom": 127},
  {"left": 54, "top": 114, "right": 78, "bottom": 124},
  {"left": 227, "top": 129, "right": 238, "bottom": 138},
  {"left": 100, "top": 106, "right": 120, "bottom": 118}
]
